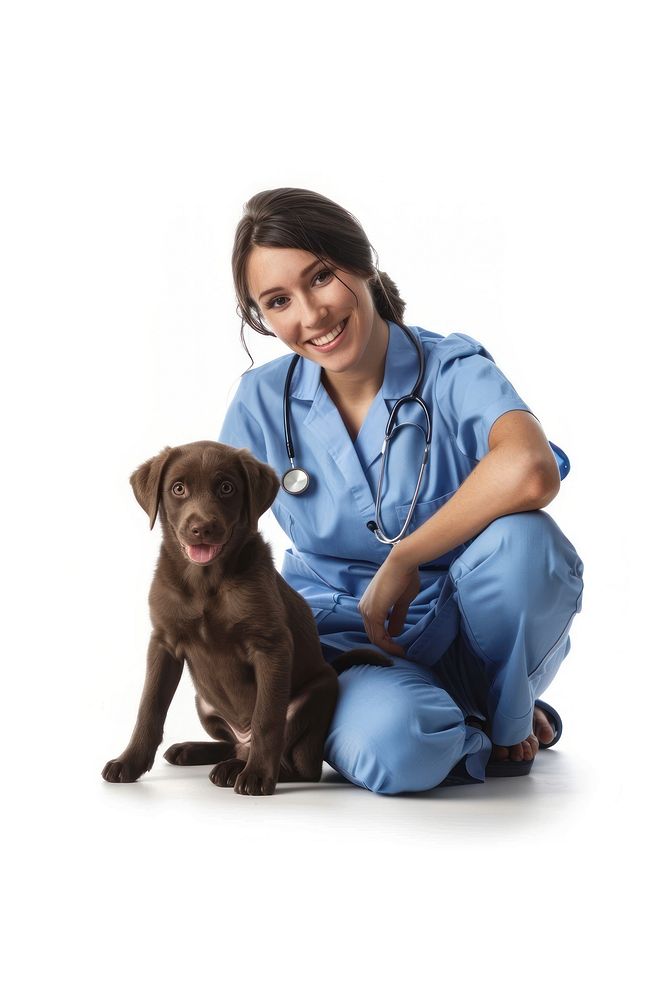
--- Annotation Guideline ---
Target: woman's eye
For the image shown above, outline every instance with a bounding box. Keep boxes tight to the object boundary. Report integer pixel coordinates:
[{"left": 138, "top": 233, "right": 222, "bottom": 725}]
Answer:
[
  {"left": 172, "top": 482, "right": 186, "bottom": 496},
  {"left": 267, "top": 269, "right": 333, "bottom": 310},
  {"left": 218, "top": 481, "right": 235, "bottom": 496}
]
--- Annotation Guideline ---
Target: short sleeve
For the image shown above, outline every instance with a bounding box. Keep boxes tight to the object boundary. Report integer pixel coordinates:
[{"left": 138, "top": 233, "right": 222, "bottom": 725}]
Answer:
[
  {"left": 218, "top": 376, "right": 268, "bottom": 464},
  {"left": 436, "top": 353, "right": 534, "bottom": 462}
]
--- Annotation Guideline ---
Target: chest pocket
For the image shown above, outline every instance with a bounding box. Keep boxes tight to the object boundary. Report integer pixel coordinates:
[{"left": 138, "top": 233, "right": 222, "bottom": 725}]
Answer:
[
  {"left": 274, "top": 500, "right": 348, "bottom": 564},
  {"left": 273, "top": 501, "right": 310, "bottom": 553},
  {"left": 395, "top": 489, "right": 466, "bottom": 567},
  {"left": 274, "top": 497, "right": 371, "bottom": 558}
]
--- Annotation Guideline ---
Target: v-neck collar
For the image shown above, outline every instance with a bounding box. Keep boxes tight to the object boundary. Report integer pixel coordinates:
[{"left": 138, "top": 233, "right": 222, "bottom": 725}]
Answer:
[{"left": 289, "top": 321, "right": 422, "bottom": 514}]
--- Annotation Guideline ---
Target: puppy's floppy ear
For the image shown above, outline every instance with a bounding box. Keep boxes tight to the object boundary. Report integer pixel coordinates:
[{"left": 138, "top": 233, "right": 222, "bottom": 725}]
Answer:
[
  {"left": 236, "top": 448, "right": 280, "bottom": 533},
  {"left": 130, "top": 446, "right": 175, "bottom": 531}
]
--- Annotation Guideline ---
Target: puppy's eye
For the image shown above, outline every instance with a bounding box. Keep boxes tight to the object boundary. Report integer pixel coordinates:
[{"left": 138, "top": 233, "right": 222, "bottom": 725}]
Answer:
[
  {"left": 217, "top": 481, "right": 235, "bottom": 496},
  {"left": 172, "top": 482, "right": 186, "bottom": 496}
]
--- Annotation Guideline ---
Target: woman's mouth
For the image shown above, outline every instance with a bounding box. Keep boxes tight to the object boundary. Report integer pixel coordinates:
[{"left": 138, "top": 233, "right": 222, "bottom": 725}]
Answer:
[{"left": 306, "top": 316, "right": 349, "bottom": 352}]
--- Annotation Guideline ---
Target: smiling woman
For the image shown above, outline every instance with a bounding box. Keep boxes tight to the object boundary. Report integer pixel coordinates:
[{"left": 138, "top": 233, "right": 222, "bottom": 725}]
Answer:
[
  {"left": 219, "top": 186, "right": 584, "bottom": 795},
  {"left": 244, "top": 243, "right": 392, "bottom": 404}
]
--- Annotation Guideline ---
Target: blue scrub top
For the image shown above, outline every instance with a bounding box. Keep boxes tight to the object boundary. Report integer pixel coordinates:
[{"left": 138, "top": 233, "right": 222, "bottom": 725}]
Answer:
[{"left": 219, "top": 321, "right": 550, "bottom": 651}]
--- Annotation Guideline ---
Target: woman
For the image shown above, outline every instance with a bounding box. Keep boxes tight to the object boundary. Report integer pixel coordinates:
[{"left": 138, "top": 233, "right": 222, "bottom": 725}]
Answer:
[{"left": 220, "top": 187, "right": 584, "bottom": 794}]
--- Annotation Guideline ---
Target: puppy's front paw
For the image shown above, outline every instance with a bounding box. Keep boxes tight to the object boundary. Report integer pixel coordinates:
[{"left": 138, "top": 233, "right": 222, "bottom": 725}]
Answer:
[
  {"left": 209, "top": 758, "right": 245, "bottom": 788},
  {"left": 102, "top": 754, "right": 151, "bottom": 783},
  {"left": 234, "top": 764, "right": 277, "bottom": 796}
]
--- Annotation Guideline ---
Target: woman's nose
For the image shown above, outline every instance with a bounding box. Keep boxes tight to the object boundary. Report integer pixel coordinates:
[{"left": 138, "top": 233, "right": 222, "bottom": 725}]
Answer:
[
  {"left": 300, "top": 297, "right": 329, "bottom": 330},
  {"left": 300, "top": 294, "right": 329, "bottom": 329}
]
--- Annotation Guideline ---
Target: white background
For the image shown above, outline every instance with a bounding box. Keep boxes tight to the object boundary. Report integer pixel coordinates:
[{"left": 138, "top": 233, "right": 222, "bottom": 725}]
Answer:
[{"left": 2, "top": 1, "right": 664, "bottom": 995}]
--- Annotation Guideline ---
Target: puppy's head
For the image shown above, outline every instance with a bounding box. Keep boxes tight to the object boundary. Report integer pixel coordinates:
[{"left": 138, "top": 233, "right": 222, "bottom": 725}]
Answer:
[{"left": 130, "top": 441, "right": 279, "bottom": 566}]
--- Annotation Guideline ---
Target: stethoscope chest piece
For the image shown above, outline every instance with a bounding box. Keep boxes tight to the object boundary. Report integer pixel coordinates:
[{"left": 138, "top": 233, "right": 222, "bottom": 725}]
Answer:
[{"left": 281, "top": 467, "right": 311, "bottom": 495}]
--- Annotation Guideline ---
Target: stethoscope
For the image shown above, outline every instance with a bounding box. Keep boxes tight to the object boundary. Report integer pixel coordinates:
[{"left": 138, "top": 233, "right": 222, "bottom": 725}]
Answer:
[{"left": 281, "top": 322, "right": 431, "bottom": 546}]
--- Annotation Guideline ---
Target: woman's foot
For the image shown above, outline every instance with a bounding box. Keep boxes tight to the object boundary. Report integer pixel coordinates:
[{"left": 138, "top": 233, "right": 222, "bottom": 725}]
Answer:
[{"left": 488, "top": 705, "right": 555, "bottom": 763}]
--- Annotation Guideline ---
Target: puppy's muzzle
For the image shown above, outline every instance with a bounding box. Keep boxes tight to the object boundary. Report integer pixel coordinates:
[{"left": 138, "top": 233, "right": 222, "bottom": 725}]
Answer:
[{"left": 179, "top": 514, "right": 226, "bottom": 565}]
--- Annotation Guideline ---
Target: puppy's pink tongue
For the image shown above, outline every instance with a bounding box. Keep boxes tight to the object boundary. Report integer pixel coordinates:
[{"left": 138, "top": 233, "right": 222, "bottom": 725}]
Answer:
[{"left": 186, "top": 543, "right": 222, "bottom": 563}]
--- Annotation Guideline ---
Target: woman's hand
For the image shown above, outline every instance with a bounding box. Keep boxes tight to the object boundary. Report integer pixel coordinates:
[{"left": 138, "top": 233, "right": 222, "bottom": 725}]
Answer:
[{"left": 358, "top": 551, "right": 421, "bottom": 656}]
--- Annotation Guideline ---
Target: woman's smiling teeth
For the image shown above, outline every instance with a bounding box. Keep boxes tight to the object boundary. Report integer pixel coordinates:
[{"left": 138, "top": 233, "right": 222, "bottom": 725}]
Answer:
[{"left": 308, "top": 317, "right": 348, "bottom": 347}]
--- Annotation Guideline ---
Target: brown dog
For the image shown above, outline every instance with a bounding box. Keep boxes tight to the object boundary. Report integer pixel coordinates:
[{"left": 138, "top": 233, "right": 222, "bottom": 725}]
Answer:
[{"left": 101, "top": 440, "right": 344, "bottom": 795}]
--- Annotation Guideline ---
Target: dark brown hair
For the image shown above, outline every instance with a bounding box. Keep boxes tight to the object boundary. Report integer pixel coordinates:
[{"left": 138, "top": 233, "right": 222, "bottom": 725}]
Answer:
[{"left": 231, "top": 187, "right": 407, "bottom": 367}]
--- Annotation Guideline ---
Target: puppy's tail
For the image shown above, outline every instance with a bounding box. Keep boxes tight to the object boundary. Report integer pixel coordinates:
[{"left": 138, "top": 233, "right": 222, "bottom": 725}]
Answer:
[{"left": 330, "top": 648, "right": 394, "bottom": 675}]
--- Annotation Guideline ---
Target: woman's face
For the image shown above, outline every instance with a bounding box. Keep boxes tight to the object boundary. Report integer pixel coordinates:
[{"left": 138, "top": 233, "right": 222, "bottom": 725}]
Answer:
[{"left": 245, "top": 245, "right": 387, "bottom": 376}]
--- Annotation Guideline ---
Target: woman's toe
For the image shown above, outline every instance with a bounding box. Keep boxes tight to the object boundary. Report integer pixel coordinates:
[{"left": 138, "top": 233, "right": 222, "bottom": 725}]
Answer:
[{"left": 533, "top": 706, "right": 554, "bottom": 746}]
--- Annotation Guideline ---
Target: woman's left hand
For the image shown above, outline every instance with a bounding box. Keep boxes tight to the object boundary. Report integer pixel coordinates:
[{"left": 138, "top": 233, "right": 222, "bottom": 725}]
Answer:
[{"left": 358, "top": 554, "right": 421, "bottom": 656}]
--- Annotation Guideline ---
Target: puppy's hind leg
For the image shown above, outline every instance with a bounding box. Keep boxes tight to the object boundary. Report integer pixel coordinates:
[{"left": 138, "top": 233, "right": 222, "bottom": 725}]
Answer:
[
  {"left": 164, "top": 740, "right": 234, "bottom": 765},
  {"left": 280, "top": 670, "right": 339, "bottom": 783},
  {"left": 164, "top": 695, "right": 238, "bottom": 765}
]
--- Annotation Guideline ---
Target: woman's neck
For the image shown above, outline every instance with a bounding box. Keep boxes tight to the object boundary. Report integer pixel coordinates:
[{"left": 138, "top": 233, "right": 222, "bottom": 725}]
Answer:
[{"left": 321, "top": 315, "right": 390, "bottom": 405}]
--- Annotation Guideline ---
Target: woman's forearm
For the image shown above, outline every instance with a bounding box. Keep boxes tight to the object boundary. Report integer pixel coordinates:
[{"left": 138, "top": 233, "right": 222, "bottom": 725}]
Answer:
[{"left": 387, "top": 444, "right": 559, "bottom": 572}]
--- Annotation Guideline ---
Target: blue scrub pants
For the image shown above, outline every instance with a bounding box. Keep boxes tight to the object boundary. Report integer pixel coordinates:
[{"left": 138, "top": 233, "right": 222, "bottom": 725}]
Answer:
[{"left": 322, "top": 511, "right": 584, "bottom": 795}]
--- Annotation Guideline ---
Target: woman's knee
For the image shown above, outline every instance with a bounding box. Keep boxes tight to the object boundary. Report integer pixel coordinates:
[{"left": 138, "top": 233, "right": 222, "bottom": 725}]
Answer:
[
  {"left": 323, "top": 666, "right": 468, "bottom": 795},
  {"left": 453, "top": 510, "right": 584, "bottom": 610},
  {"left": 448, "top": 511, "right": 583, "bottom": 685},
  {"left": 463, "top": 510, "right": 580, "bottom": 567}
]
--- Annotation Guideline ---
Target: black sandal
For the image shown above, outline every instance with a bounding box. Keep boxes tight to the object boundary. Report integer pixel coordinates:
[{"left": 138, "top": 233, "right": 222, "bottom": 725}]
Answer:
[{"left": 484, "top": 700, "right": 563, "bottom": 778}]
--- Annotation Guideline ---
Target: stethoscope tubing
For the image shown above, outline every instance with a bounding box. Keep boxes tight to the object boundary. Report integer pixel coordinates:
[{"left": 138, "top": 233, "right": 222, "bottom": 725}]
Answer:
[{"left": 281, "top": 322, "right": 432, "bottom": 545}]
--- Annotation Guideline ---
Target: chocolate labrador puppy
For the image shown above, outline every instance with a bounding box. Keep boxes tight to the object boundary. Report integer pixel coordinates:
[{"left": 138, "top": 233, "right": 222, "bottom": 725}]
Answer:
[{"left": 102, "top": 440, "right": 344, "bottom": 796}]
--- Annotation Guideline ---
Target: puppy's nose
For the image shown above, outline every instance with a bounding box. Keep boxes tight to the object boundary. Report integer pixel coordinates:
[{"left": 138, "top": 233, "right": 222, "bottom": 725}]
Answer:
[{"left": 188, "top": 518, "right": 219, "bottom": 543}]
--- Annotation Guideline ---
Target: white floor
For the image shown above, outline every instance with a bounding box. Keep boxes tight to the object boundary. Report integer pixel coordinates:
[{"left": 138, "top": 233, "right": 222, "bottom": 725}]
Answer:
[{"left": 7, "top": 663, "right": 659, "bottom": 1000}]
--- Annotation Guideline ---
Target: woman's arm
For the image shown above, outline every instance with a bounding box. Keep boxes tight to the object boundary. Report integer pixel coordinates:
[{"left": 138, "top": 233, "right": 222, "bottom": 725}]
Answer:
[
  {"left": 389, "top": 409, "right": 561, "bottom": 572},
  {"left": 357, "top": 410, "right": 561, "bottom": 654}
]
